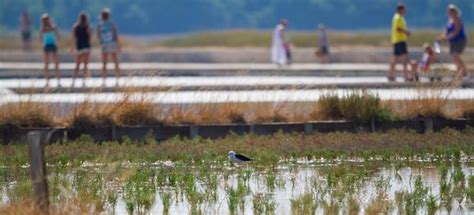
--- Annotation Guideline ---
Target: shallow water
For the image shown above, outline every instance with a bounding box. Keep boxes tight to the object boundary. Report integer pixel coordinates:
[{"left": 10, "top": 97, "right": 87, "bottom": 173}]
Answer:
[{"left": 1, "top": 161, "right": 473, "bottom": 214}]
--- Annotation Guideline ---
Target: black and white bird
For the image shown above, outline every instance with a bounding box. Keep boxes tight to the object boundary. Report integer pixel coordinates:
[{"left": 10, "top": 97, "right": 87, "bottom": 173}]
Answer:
[{"left": 228, "top": 151, "right": 252, "bottom": 163}]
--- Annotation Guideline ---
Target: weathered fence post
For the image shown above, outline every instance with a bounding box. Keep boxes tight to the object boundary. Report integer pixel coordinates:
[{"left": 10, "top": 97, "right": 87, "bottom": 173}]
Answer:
[
  {"left": 189, "top": 125, "right": 199, "bottom": 139},
  {"left": 249, "top": 125, "right": 255, "bottom": 134},
  {"left": 370, "top": 119, "right": 376, "bottom": 132},
  {"left": 424, "top": 118, "right": 434, "bottom": 133},
  {"left": 111, "top": 125, "right": 117, "bottom": 140},
  {"left": 304, "top": 123, "right": 313, "bottom": 134},
  {"left": 27, "top": 131, "right": 49, "bottom": 214}
]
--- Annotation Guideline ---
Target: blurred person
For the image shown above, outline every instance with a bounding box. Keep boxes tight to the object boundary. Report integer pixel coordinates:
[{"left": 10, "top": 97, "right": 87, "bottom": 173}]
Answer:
[
  {"left": 272, "top": 19, "right": 288, "bottom": 65},
  {"left": 71, "top": 12, "right": 92, "bottom": 87},
  {"left": 388, "top": 3, "right": 411, "bottom": 82},
  {"left": 39, "top": 13, "right": 60, "bottom": 87},
  {"left": 97, "top": 8, "right": 121, "bottom": 86},
  {"left": 284, "top": 32, "right": 292, "bottom": 64},
  {"left": 410, "top": 43, "right": 436, "bottom": 82},
  {"left": 442, "top": 4, "right": 468, "bottom": 82},
  {"left": 19, "top": 10, "right": 32, "bottom": 51},
  {"left": 315, "top": 24, "right": 330, "bottom": 63}
]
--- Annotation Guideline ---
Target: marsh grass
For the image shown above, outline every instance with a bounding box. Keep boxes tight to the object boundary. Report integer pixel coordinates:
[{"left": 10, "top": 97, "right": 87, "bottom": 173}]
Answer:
[
  {"left": 403, "top": 98, "right": 449, "bottom": 119},
  {"left": 220, "top": 103, "right": 247, "bottom": 124},
  {"left": 165, "top": 104, "right": 195, "bottom": 124},
  {"left": 160, "top": 190, "right": 172, "bottom": 215},
  {"left": 467, "top": 176, "right": 474, "bottom": 203},
  {"left": 66, "top": 102, "right": 116, "bottom": 129},
  {"left": 290, "top": 192, "right": 317, "bottom": 215},
  {"left": 0, "top": 148, "right": 473, "bottom": 214},
  {"left": 115, "top": 96, "right": 162, "bottom": 126},
  {"left": 314, "top": 90, "right": 392, "bottom": 122},
  {"left": 2, "top": 92, "right": 474, "bottom": 129},
  {"left": 0, "top": 101, "right": 54, "bottom": 128},
  {"left": 365, "top": 195, "right": 393, "bottom": 215},
  {"left": 252, "top": 193, "right": 275, "bottom": 215},
  {"left": 462, "top": 100, "right": 474, "bottom": 119},
  {"left": 250, "top": 102, "right": 288, "bottom": 123},
  {"left": 314, "top": 93, "right": 342, "bottom": 120},
  {"left": 1, "top": 129, "right": 472, "bottom": 173},
  {"left": 404, "top": 175, "right": 429, "bottom": 214}
]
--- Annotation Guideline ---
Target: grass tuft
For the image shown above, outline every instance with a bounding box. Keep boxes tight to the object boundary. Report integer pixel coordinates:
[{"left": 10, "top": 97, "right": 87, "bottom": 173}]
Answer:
[
  {"left": 67, "top": 102, "right": 115, "bottom": 129},
  {"left": 251, "top": 103, "right": 288, "bottom": 123},
  {"left": 315, "top": 91, "right": 392, "bottom": 123},
  {"left": 115, "top": 97, "right": 161, "bottom": 126},
  {"left": 0, "top": 102, "right": 54, "bottom": 128}
]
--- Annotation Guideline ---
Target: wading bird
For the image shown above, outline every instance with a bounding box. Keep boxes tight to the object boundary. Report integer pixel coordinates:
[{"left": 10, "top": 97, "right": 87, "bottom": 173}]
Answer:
[{"left": 228, "top": 151, "right": 252, "bottom": 163}]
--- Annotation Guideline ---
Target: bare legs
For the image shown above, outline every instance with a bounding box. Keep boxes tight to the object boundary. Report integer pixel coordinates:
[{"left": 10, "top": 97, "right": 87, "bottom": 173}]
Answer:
[
  {"left": 101, "top": 53, "right": 108, "bottom": 83},
  {"left": 112, "top": 53, "right": 121, "bottom": 81},
  {"left": 101, "top": 52, "right": 121, "bottom": 86},
  {"left": 23, "top": 40, "right": 31, "bottom": 51},
  {"left": 72, "top": 52, "right": 90, "bottom": 88},
  {"left": 43, "top": 53, "right": 50, "bottom": 86},
  {"left": 52, "top": 53, "right": 60, "bottom": 86},
  {"left": 410, "top": 60, "right": 419, "bottom": 82},
  {"left": 43, "top": 52, "right": 60, "bottom": 87},
  {"left": 389, "top": 54, "right": 410, "bottom": 81},
  {"left": 451, "top": 53, "right": 467, "bottom": 80}
]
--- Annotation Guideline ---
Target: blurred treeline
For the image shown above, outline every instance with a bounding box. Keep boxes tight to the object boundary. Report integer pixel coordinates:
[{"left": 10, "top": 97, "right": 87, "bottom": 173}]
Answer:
[{"left": 0, "top": 0, "right": 473, "bottom": 34}]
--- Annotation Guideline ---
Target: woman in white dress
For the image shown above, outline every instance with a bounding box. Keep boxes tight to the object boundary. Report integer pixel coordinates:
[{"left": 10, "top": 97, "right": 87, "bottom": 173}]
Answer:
[{"left": 272, "top": 19, "right": 288, "bottom": 65}]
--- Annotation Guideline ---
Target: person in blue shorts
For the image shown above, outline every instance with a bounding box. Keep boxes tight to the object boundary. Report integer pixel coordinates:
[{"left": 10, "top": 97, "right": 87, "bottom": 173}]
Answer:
[{"left": 39, "top": 14, "right": 61, "bottom": 87}]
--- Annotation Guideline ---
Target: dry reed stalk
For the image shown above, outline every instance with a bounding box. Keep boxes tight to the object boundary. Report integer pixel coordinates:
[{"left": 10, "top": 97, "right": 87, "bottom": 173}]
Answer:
[
  {"left": 0, "top": 102, "right": 54, "bottom": 128},
  {"left": 249, "top": 102, "right": 288, "bottom": 123}
]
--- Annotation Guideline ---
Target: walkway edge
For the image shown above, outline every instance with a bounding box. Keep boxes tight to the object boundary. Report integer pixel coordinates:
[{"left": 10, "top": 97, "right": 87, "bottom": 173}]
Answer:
[{"left": 1, "top": 118, "right": 472, "bottom": 144}]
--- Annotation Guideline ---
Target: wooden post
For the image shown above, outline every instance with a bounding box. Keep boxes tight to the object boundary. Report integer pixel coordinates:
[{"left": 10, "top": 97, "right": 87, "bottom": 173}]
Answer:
[
  {"left": 27, "top": 131, "right": 49, "bottom": 214},
  {"left": 370, "top": 119, "right": 376, "bottom": 132},
  {"left": 424, "top": 118, "right": 434, "bottom": 133},
  {"left": 304, "top": 123, "right": 313, "bottom": 134},
  {"left": 189, "top": 125, "right": 199, "bottom": 139}
]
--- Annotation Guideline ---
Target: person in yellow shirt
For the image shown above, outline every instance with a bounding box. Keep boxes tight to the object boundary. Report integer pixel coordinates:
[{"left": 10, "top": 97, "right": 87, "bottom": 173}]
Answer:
[{"left": 388, "top": 3, "right": 412, "bottom": 82}]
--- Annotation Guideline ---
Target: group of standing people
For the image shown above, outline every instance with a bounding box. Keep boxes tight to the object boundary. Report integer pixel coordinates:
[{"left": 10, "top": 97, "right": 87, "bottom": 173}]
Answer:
[
  {"left": 271, "top": 19, "right": 329, "bottom": 66},
  {"left": 23, "top": 8, "right": 121, "bottom": 87},
  {"left": 389, "top": 3, "right": 468, "bottom": 82},
  {"left": 271, "top": 3, "right": 469, "bottom": 83}
]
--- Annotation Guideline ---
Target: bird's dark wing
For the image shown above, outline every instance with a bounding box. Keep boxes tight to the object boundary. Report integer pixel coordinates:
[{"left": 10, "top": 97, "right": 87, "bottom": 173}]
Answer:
[{"left": 235, "top": 153, "right": 252, "bottom": 161}]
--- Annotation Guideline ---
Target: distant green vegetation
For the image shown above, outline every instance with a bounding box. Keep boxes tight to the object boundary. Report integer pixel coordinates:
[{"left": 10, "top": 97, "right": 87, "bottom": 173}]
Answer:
[
  {"left": 1, "top": 0, "right": 474, "bottom": 34},
  {"left": 1, "top": 129, "right": 473, "bottom": 165},
  {"left": 0, "top": 29, "right": 472, "bottom": 49},
  {"left": 158, "top": 30, "right": 474, "bottom": 47}
]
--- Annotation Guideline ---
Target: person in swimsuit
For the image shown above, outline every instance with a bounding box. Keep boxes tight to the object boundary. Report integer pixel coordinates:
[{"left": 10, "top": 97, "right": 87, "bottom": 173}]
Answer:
[
  {"left": 97, "top": 8, "right": 121, "bottom": 86},
  {"left": 39, "top": 13, "right": 61, "bottom": 87},
  {"left": 442, "top": 4, "right": 468, "bottom": 81},
  {"left": 71, "top": 12, "right": 92, "bottom": 87},
  {"left": 410, "top": 43, "right": 436, "bottom": 82}
]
